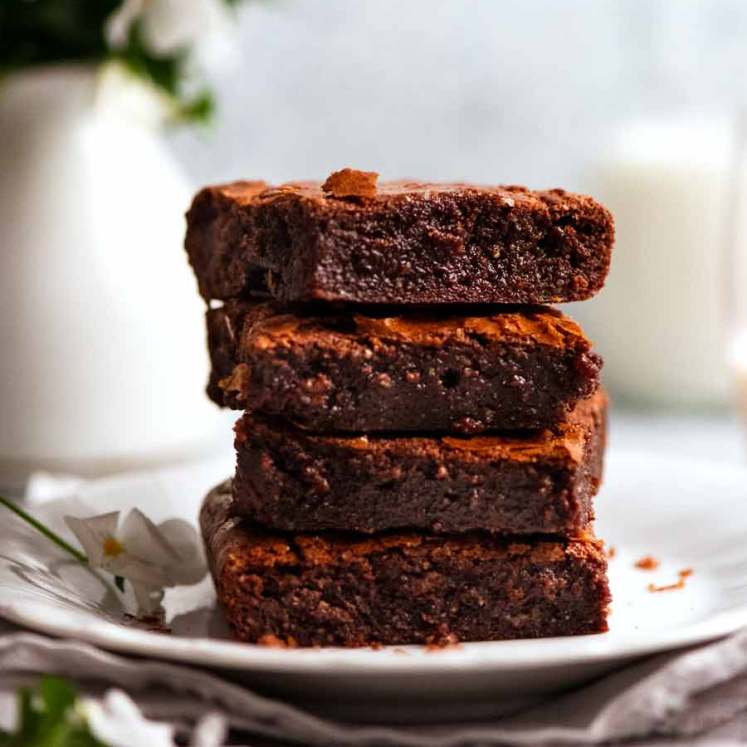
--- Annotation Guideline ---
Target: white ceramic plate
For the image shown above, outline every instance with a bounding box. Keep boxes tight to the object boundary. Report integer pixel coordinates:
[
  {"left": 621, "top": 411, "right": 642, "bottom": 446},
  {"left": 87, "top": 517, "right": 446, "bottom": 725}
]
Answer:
[{"left": 2, "top": 450, "right": 747, "bottom": 720}]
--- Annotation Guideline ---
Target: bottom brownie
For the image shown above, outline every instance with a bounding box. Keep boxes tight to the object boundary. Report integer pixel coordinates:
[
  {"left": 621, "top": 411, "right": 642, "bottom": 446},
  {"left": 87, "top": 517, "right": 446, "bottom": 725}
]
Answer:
[{"left": 201, "top": 481, "right": 611, "bottom": 647}]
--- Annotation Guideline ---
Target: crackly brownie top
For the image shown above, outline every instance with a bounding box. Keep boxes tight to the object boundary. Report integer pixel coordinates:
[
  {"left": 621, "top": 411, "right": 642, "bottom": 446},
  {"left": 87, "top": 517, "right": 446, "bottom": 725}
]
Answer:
[
  {"left": 202, "top": 480, "right": 605, "bottom": 573},
  {"left": 241, "top": 302, "right": 593, "bottom": 352},
  {"left": 187, "top": 168, "right": 614, "bottom": 306},
  {"left": 207, "top": 175, "right": 599, "bottom": 215}
]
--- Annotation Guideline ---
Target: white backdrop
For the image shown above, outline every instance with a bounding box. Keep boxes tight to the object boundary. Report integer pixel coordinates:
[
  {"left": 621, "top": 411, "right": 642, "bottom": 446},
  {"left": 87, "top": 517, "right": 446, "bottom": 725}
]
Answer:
[{"left": 170, "top": 0, "right": 747, "bottom": 190}]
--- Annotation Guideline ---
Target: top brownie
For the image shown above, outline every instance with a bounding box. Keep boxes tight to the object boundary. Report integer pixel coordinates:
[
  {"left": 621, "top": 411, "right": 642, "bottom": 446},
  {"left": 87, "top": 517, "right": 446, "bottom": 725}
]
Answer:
[{"left": 185, "top": 169, "right": 614, "bottom": 305}]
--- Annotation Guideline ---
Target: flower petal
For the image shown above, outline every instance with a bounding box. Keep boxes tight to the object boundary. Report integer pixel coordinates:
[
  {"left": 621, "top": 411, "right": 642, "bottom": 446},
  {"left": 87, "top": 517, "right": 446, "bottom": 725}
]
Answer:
[
  {"left": 98, "top": 547, "right": 170, "bottom": 587},
  {"left": 84, "top": 690, "right": 176, "bottom": 747},
  {"left": 156, "top": 518, "right": 207, "bottom": 585},
  {"left": 131, "top": 582, "right": 166, "bottom": 617},
  {"left": 191, "top": 712, "right": 226, "bottom": 747},
  {"left": 140, "top": 0, "right": 231, "bottom": 57},
  {"left": 105, "top": 0, "right": 147, "bottom": 50},
  {"left": 64, "top": 512, "right": 120, "bottom": 566},
  {"left": 119, "top": 508, "right": 181, "bottom": 567}
]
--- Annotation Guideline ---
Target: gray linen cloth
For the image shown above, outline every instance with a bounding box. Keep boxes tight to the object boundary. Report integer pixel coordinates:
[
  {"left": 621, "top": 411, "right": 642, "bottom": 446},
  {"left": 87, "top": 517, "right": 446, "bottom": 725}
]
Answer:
[{"left": 2, "top": 617, "right": 747, "bottom": 746}]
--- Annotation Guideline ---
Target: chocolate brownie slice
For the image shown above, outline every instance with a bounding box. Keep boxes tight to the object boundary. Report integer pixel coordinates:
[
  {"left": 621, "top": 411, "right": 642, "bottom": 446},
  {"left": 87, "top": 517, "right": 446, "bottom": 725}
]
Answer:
[
  {"left": 207, "top": 301, "right": 601, "bottom": 432},
  {"left": 202, "top": 480, "right": 611, "bottom": 647},
  {"left": 233, "top": 391, "right": 607, "bottom": 535},
  {"left": 185, "top": 173, "right": 614, "bottom": 305},
  {"left": 206, "top": 300, "right": 253, "bottom": 409}
]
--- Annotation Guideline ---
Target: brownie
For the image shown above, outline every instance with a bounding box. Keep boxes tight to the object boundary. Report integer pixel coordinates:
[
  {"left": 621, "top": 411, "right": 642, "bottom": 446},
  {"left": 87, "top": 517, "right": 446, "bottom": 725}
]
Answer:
[
  {"left": 185, "top": 172, "right": 614, "bottom": 305},
  {"left": 233, "top": 391, "right": 607, "bottom": 535},
  {"left": 206, "top": 301, "right": 601, "bottom": 432},
  {"left": 201, "top": 480, "right": 611, "bottom": 647},
  {"left": 206, "top": 300, "right": 252, "bottom": 408}
]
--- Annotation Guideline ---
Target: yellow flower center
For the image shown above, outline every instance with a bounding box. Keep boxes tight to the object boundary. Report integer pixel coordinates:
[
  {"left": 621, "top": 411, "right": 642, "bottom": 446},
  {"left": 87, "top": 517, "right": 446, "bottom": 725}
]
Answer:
[{"left": 103, "top": 537, "right": 125, "bottom": 557}]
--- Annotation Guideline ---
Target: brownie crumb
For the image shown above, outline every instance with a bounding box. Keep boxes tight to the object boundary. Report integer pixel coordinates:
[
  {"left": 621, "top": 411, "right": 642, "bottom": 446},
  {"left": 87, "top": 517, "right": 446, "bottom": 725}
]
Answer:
[
  {"left": 425, "top": 634, "right": 461, "bottom": 651},
  {"left": 122, "top": 613, "right": 171, "bottom": 634},
  {"left": 647, "top": 568, "right": 693, "bottom": 593},
  {"left": 647, "top": 580, "right": 683, "bottom": 593},
  {"left": 606, "top": 545, "right": 616, "bottom": 559},
  {"left": 322, "top": 168, "right": 378, "bottom": 199},
  {"left": 258, "top": 633, "right": 297, "bottom": 647},
  {"left": 219, "top": 362, "right": 250, "bottom": 398},
  {"left": 635, "top": 555, "right": 660, "bottom": 570}
]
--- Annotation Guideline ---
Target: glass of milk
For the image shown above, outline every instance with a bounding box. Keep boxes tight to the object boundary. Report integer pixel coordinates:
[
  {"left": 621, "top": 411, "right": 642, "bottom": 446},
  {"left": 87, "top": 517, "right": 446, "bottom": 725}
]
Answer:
[
  {"left": 725, "top": 115, "right": 747, "bottom": 417},
  {"left": 577, "top": 116, "right": 747, "bottom": 411}
]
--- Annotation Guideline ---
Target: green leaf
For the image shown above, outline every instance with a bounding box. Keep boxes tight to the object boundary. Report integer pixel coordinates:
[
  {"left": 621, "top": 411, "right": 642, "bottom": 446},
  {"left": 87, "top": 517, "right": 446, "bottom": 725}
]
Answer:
[
  {"left": 39, "top": 678, "right": 78, "bottom": 723},
  {"left": 114, "top": 21, "right": 216, "bottom": 124},
  {"left": 15, "top": 688, "right": 37, "bottom": 742},
  {"left": 2, "top": 677, "right": 108, "bottom": 746},
  {"left": 118, "top": 22, "right": 182, "bottom": 96},
  {"left": 0, "top": 0, "right": 248, "bottom": 126},
  {"left": 0, "top": 0, "right": 120, "bottom": 70},
  {"left": 174, "top": 90, "right": 216, "bottom": 125},
  {"left": 114, "top": 575, "right": 126, "bottom": 593}
]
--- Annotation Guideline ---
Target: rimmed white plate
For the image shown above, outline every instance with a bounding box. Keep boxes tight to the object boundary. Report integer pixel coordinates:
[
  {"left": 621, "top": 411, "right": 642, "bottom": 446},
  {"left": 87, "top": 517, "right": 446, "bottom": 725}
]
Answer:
[{"left": 2, "top": 450, "right": 747, "bottom": 719}]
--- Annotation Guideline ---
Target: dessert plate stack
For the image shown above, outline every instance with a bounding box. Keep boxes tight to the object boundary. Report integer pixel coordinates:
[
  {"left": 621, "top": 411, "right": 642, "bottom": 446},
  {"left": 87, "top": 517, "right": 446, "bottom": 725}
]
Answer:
[{"left": 184, "top": 168, "right": 616, "bottom": 647}]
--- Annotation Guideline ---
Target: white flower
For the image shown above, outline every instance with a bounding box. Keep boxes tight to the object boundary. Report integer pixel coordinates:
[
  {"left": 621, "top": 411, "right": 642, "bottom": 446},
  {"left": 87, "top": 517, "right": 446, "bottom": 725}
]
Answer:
[
  {"left": 106, "top": 0, "right": 146, "bottom": 50},
  {"left": 64, "top": 509, "right": 206, "bottom": 615},
  {"left": 106, "top": 0, "right": 236, "bottom": 63},
  {"left": 83, "top": 690, "right": 177, "bottom": 747},
  {"left": 191, "top": 713, "right": 227, "bottom": 747},
  {"left": 84, "top": 691, "right": 226, "bottom": 747}
]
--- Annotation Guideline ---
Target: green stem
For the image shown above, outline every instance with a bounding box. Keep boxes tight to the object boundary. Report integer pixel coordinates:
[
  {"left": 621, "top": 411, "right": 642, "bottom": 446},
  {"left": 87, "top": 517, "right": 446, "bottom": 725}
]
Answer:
[
  {"left": 1, "top": 496, "right": 128, "bottom": 596},
  {"left": 0, "top": 496, "right": 88, "bottom": 564}
]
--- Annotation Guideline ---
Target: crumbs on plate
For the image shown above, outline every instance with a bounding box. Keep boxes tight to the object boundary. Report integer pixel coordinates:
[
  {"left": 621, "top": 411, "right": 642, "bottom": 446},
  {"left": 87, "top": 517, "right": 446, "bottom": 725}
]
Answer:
[
  {"left": 122, "top": 613, "right": 171, "bottom": 634},
  {"left": 647, "top": 568, "right": 694, "bottom": 593},
  {"left": 634, "top": 554, "right": 660, "bottom": 570},
  {"left": 257, "top": 633, "right": 297, "bottom": 648},
  {"left": 425, "top": 634, "right": 461, "bottom": 652}
]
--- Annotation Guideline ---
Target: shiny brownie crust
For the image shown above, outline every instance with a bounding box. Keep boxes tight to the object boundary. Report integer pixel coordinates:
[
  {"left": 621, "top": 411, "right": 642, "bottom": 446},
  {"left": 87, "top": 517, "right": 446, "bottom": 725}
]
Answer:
[
  {"left": 185, "top": 179, "right": 614, "bottom": 306},
  {"left": 232, "top": 391, "right": 607, "bottom": 535},
  {"left": 201, "top": 480, "right": 610, "bottom": 647},
  {"left": 206, "top": 301, "right": 602, "bottom": 433}
]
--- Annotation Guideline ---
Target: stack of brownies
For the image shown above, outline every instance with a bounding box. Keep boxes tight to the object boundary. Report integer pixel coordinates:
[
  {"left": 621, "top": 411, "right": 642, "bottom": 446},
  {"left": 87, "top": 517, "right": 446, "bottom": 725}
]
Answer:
[{"left": 186, "top": 168, "right": 615, "bottom": 647}]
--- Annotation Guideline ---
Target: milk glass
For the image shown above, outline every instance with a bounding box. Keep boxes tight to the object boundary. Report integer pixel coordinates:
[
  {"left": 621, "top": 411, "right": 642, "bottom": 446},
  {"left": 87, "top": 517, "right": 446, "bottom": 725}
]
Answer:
[
  {"left": 725, "top": 115, "right": 747, "bottom": 415},
  {"left": 580, "top": 117, "right": 746, "bottom": 410}
]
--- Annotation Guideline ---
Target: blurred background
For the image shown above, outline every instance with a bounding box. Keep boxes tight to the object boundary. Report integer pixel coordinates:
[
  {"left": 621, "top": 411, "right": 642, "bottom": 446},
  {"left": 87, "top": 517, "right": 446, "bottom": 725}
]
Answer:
[
  {"left": 172, "top": 0, "right": 747, "bottom": 411},
  {"left": 3, "top": 0, "right": 747, "bottom": 487},
  {"left": 173, "top": 0, "right": 746, "bottom": 186}
]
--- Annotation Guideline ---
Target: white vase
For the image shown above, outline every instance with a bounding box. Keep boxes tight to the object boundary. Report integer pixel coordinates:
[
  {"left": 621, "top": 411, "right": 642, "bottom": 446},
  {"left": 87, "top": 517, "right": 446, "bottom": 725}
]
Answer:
[{"left": 0, "top": 64, "right": 224, "bottom": 491}]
